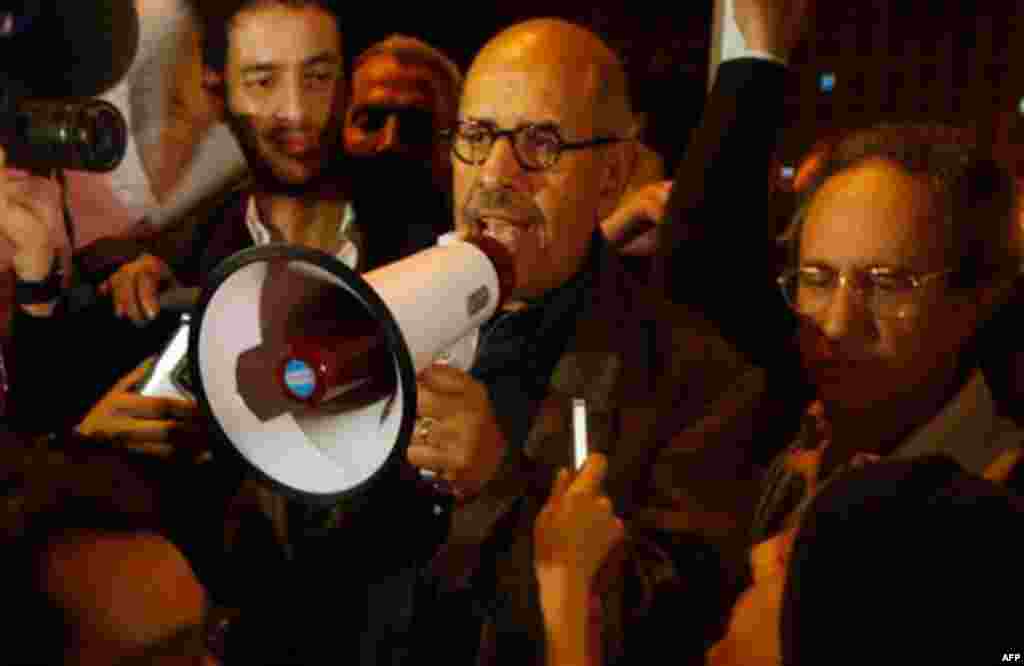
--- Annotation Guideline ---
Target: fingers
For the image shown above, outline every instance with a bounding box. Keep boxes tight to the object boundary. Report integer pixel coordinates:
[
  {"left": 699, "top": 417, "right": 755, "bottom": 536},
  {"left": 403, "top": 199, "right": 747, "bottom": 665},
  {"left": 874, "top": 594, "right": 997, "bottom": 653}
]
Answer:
[
  {"left": 650, "top": 179, "right": 673, "bottom": 205},
  {"left": 136, "top": 269, "right": 162, "bottom": 321},
  {"left": 406, "top": 443, "right": 449, "bottom": 472},
  {"left": 109, "top": 417, "right": 187, "bottom": 443},
  {"left": 111, "top": 358, "right": 154, "bottom": 392},
  {"left": 111, "top": 270, "right": 154, "bottom": 323},
  {"left": 547, "top": 467, "right": 573, "bottom": 501},
  {"left": 646, "top": 181, "right": 673, "bottom": 224},
  {"left": 569, "top": 453, "right": 610, "bottom": 494},
  {"left": 79, "top": 416, "right": 186, "bottom": 444},
  {"left": 107, "top": 256, "right": 173, "bottom": 323},
  {"left": 114, "top": 394, "right": 197, "bottom": 421},
  {"left": 602, "top": 180, "right": 674, "bottom": 251},
  {"left": 417, "top": 362, "right": 473, "bottom": 396},
  {"left": 416, "top": 363, "right": 483, "bottom": 419}
]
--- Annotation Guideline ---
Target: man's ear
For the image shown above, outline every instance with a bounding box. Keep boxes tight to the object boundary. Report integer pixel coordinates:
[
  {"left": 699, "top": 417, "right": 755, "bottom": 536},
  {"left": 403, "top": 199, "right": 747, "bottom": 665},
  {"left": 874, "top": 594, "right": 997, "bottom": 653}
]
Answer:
[{"left": 596, "top": 140, "right": 634, "bottom": 221}]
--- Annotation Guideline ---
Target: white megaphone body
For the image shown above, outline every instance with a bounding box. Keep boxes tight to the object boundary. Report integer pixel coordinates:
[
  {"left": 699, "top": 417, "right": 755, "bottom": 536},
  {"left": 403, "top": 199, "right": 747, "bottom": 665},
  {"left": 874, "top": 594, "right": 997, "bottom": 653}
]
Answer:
[{"left": 187, "top": 233, "right": 515, "bottom": 504}]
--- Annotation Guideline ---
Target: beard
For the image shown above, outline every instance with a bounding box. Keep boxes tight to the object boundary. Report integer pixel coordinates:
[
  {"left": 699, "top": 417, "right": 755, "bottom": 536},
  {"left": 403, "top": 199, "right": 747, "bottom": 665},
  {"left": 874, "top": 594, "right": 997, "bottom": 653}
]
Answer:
[{"left": 223, "top": 106, "right": 345, "bottom": 197}]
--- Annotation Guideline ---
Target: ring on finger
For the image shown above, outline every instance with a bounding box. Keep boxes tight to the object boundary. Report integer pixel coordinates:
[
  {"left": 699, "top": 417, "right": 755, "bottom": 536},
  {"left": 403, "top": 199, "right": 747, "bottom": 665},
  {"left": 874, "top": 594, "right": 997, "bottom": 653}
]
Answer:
[{"left": 415, "top": 416, "right": 437, "bottom": 441}]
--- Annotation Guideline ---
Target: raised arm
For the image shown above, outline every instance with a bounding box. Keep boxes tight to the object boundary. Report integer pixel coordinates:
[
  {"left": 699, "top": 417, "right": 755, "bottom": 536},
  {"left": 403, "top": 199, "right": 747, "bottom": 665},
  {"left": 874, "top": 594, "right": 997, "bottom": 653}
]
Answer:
[{"left": 655, "top": 0, "right": 813, "bottom": 370}]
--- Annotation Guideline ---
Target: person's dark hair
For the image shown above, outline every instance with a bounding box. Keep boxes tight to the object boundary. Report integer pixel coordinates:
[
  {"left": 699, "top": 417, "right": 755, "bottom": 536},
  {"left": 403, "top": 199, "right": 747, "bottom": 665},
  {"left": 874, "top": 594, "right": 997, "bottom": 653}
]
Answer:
[
  {"left": 785, "top": 123, "right": 1022, "bottom": 290},
  {"left": 2, "top": 449, "right": 166, "bottom": 665},
  {"left": 780, "top": 456, "right": 1024, "bottom": 665},
  {"left": 352, "top": 34, "right": 462, "bottom": 121},
  {"left": 190, "top": 0, "right": 341, "bottom": 74}
]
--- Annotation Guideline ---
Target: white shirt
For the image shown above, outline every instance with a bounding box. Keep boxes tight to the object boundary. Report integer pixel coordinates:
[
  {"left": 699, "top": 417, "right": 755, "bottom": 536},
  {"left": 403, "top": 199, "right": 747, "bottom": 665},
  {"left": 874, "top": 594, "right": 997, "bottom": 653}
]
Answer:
[
  {"left": 96, "top": 0, "right": 246, "bottom": 228},
  {"left": 244, "top": 196, "right": 360, "bottom": 270}
]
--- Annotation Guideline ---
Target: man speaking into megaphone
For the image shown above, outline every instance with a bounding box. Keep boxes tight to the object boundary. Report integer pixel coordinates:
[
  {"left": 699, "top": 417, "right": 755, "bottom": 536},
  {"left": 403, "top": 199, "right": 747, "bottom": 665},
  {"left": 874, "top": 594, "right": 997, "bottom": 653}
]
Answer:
[{"left": 365, "top": 3, "right": 806, "bottom": 663}]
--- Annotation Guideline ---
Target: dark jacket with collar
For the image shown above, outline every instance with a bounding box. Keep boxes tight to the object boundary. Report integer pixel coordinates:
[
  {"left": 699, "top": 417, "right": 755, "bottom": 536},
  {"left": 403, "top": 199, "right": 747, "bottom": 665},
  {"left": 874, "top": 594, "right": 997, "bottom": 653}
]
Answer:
[
  {"left": 400, "top": 56, "right": 801, "bottom": 666},
  {"left": 409, "top": 241, "right": 765, "bottom": 665}
]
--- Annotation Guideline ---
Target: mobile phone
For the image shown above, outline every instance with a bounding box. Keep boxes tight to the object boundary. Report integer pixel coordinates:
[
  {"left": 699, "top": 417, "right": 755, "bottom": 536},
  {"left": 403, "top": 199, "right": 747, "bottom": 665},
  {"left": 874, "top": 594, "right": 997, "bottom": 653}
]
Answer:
[
  {"left": 137, "top": 314, "right": 194, "bottom": 400},
  {"left": 572, "top": 398, "right": 588, "bottom": 470}
]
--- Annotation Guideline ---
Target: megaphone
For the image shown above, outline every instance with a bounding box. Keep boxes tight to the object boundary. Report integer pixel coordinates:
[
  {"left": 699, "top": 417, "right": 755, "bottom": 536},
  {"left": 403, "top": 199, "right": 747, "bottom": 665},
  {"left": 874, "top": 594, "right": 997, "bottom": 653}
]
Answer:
[{"left": 187, "top": 235, "right": 514, "bottom": 504}]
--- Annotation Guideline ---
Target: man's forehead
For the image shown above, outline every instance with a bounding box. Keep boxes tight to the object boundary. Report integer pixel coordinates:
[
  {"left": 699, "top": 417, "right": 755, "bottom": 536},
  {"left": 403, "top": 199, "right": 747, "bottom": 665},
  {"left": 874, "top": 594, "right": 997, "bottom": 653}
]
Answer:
[
  {"left": 228, "top": 5, "right": 341, "bottom": 67},
  {"left": 801, "top": 161, "right": 946, "bottom": 268},
  {"left": 460, "top": 65, "right": 594, "bottom": 129},
  {"left": 353, "top": 56, "right": 442, "bottom": 104}
]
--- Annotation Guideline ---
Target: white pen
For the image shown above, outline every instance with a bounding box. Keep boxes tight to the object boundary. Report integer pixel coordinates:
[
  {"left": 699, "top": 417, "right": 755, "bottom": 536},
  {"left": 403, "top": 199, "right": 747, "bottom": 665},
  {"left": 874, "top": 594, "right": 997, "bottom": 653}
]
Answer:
[{"left": 572, "top": 398, "right": 588, "bottom": 470}]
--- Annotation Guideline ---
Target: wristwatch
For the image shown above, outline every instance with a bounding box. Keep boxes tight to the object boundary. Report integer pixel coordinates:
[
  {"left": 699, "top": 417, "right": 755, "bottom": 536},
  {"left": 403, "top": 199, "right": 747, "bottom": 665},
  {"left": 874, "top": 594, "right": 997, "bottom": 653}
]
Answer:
[{"left": 14, "top": 256, "right": 63, "bottom": 305}]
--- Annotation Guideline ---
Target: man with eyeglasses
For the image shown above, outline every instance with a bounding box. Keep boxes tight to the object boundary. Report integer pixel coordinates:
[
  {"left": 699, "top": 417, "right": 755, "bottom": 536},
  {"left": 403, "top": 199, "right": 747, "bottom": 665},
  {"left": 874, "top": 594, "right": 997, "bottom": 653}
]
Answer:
[
  {"left": 380, "top": 13, "right": 811, "bottom": 666},
  {"left": 748, "top": 124, "right": 1024, "bottom": 543}
]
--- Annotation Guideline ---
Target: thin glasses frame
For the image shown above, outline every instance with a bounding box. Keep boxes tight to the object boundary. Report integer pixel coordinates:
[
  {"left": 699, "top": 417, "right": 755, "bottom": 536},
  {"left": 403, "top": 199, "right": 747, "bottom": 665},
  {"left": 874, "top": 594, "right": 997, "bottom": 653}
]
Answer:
[{"left": 777, "top": 266, "right": 954, "bottom": 320}]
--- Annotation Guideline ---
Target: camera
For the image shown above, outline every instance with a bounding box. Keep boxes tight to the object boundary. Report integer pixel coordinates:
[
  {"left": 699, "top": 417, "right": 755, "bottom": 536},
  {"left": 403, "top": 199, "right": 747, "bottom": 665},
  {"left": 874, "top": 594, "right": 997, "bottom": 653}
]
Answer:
[
  {"left": 0, "top": 0, "right": 135, "bottom": 172},
  {"left": 0, "top": 77, "right": 128, "bottom": 172}
]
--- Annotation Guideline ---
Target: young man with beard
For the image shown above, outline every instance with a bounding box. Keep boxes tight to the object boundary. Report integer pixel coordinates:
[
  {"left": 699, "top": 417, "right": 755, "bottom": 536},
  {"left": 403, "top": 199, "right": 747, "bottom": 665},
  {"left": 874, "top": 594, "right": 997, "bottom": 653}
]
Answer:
[
  {"left": 342, "top": 6, "right": 809, "bottom": 663},
  {"left": 101, "top": 0, "right": 354, "bottom": 321},
  {"left": 2, "top": 0, "right": 355, "bottom": 436},
  {"left": 3, "top": 8, "right": 451, "bottom": 658}
]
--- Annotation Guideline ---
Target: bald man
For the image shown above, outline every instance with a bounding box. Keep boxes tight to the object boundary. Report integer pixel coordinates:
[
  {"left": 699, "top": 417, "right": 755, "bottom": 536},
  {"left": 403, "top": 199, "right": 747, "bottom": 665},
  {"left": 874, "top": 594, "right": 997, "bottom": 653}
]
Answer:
[{"left": 374, "top": 18, "right": 760, "bottom": 666}]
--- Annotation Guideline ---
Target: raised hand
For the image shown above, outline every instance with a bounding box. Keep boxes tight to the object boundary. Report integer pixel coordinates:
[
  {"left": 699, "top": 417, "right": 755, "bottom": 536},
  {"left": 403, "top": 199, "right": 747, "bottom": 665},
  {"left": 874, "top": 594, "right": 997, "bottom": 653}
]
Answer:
[
  {"left": 534, "top": 453, "right": 625, "bottom": 585},
  {"left": 99, "top": 253, "right": 178, "bottom": 324},
  {"left": 76, "top": 359, "right": 204, "bottom": 458},
  {"left": 601, "top": 180, "right": 672, "bottom": 256},
  {"left": 408, "top": 363, "right": 508, "bottom": 501},
  {"left": 733, "top": 0, "right": 815, "bottom": 60}
]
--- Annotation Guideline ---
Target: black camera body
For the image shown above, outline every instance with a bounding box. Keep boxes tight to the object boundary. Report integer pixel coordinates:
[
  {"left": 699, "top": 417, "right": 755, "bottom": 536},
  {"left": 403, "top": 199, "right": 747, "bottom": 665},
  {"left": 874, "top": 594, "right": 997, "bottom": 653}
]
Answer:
[{"left": 0, "top": 0, "right": 137, "bottom": 172}]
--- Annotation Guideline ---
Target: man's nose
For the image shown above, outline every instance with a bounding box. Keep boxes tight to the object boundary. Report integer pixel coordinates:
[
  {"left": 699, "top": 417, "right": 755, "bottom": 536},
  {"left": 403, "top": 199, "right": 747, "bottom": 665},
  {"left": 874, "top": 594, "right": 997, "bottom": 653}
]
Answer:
[
  {"left": 817, "top": 281, "right": 870, "bottom": 342},
  {"left": 479, "top": 135, "right": 526, "bottom": 187},
  {"left": 273, "top": 77, "right": 307, "bottom": 124}
]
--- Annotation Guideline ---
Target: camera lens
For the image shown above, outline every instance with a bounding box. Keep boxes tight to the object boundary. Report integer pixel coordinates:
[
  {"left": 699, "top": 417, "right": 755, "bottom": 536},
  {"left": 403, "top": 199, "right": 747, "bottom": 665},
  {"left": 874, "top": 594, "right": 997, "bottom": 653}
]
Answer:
[
  {"left": 3, "top": 97, "right": 126, "bottom": 172},
  {"left": 78, "top": 100, "right": 126, "bottom": 172}
]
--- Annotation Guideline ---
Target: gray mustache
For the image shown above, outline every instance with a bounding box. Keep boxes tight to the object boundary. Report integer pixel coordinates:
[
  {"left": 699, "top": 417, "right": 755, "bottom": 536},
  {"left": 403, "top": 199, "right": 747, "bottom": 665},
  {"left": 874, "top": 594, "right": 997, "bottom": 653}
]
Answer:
[{"left": 463, "top": 187, "right": 543, "bottom": 225}]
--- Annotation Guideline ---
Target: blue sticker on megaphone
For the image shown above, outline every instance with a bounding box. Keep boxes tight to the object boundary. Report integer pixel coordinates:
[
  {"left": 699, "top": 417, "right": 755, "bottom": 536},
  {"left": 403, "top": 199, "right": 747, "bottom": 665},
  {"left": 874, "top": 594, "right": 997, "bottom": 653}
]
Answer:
[{"left": 284, "top": 359, "right": 317, "bottom": 400}]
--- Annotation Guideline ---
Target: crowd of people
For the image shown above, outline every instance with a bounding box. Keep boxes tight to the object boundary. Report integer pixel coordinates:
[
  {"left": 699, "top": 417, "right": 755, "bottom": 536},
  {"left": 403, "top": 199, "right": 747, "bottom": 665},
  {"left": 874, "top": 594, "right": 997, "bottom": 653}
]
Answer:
[{"left": 2, "top": 0, "right": 1023, "bottom": 664}]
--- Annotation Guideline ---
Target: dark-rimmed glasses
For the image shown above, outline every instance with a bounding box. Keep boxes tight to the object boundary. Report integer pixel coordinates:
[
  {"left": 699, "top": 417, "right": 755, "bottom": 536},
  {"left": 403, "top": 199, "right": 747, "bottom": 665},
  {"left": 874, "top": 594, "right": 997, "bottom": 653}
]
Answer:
[{"left": 444, "top": 120, "right": 623, "bottom": 172}]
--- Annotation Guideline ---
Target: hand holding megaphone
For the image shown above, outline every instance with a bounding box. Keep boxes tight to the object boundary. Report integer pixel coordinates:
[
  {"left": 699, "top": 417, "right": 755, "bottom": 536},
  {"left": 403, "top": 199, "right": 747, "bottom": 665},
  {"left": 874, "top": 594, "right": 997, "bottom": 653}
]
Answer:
[
  {"left": 99, "top": 252, "right": 180, "bottom": 323},
  {"left": 408, "top": 362, "right": 508, "bottom": 501},
  {"left": 187, "top": 233, "right": 517, "bottom": 501}
]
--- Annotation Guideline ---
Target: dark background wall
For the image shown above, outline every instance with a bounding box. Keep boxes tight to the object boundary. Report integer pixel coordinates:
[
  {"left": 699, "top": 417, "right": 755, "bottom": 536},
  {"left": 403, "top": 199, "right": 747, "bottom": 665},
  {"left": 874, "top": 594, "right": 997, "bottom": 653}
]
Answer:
[
  {"left": 346, "top": 1, "right": 1024, "bottom": 176},
  {"left": 343, "top": 3, "right": 714, "bottom": 175}
]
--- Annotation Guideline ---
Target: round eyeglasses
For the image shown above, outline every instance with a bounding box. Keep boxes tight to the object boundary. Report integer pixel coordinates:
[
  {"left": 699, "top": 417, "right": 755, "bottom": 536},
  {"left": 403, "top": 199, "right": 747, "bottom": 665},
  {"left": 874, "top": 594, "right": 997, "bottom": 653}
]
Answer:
[
  {"left": 777, "top": 266, "right": 953, "bottom": 320},
  {"left": 444, "top": 121, "right": 622, "bottom": 172}
]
